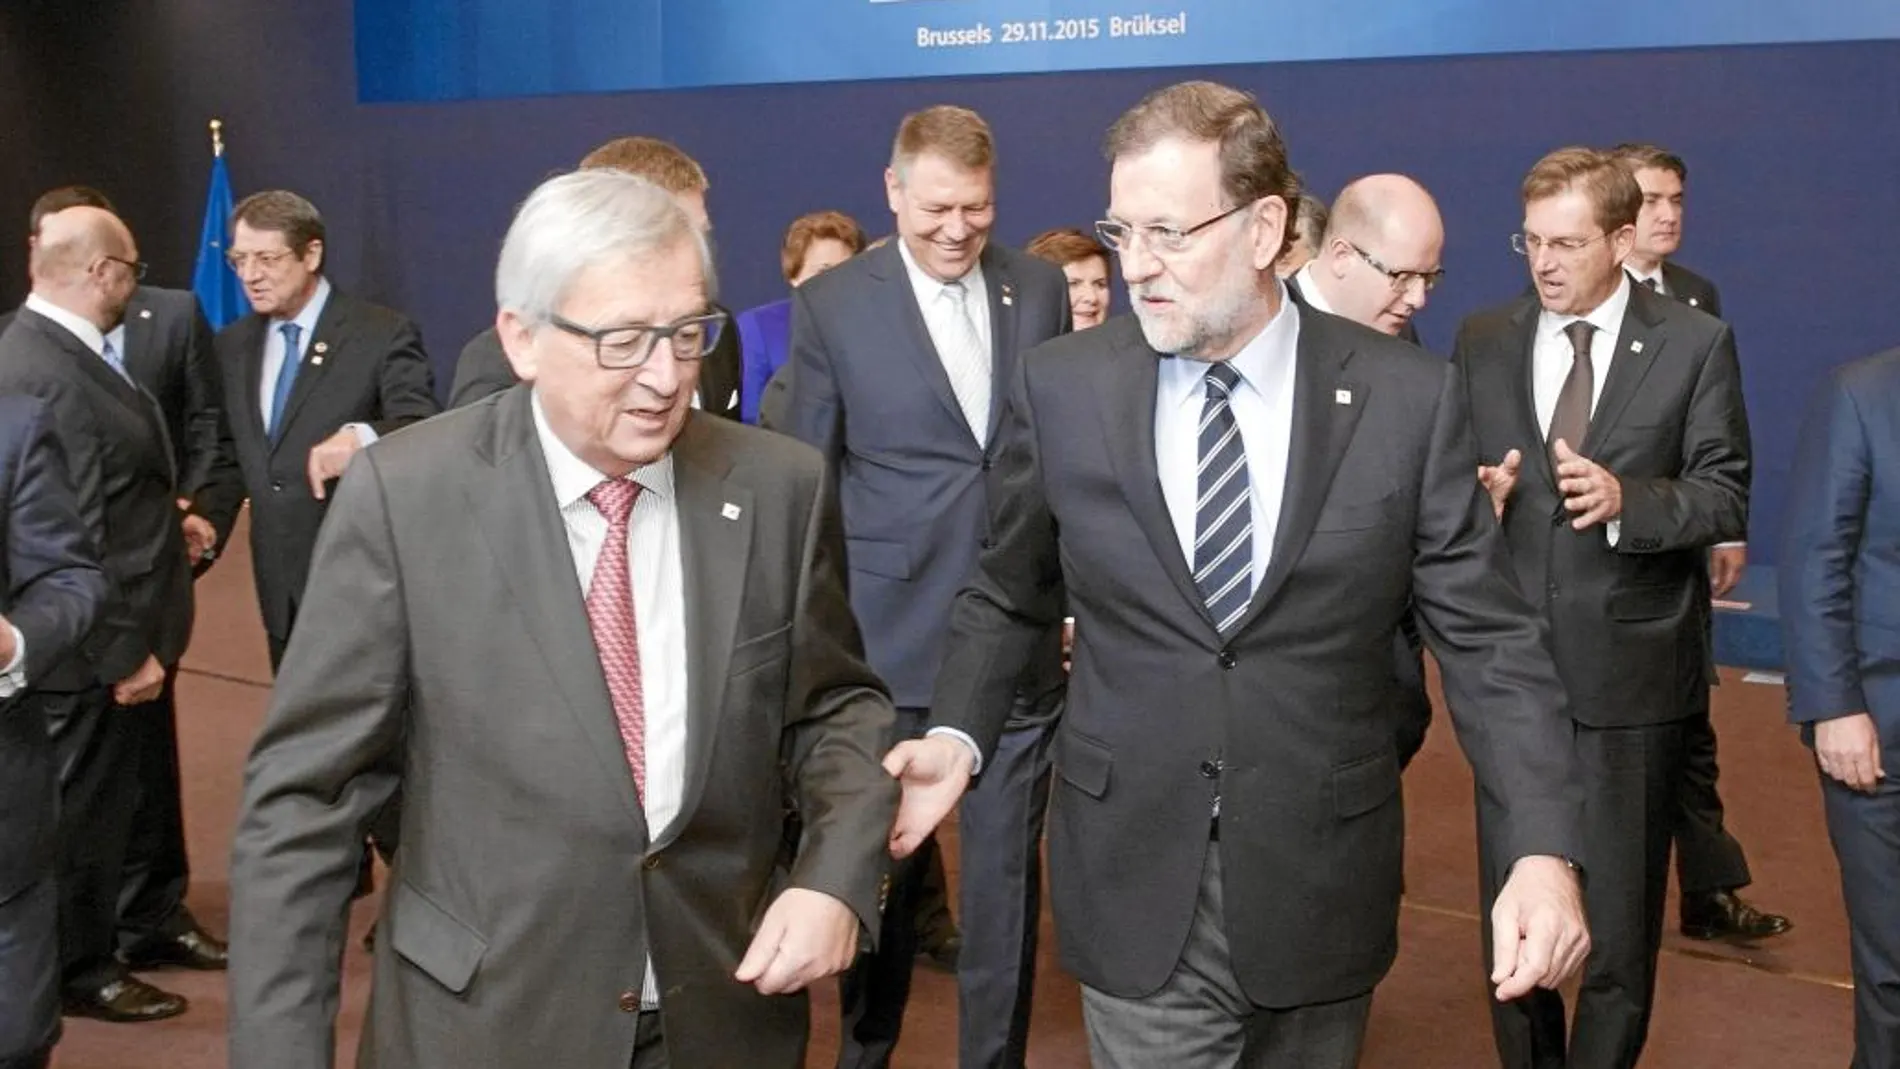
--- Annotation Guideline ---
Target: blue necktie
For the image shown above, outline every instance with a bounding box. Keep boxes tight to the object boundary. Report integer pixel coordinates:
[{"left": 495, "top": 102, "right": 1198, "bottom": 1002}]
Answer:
[
  {"left": 100, "top": 337, "right": 132, "bottom": 384},
  {"left": 1193, "top": 361, "right": 1253, "bottom": 633},
  {"left": 268, "top": 322, "right": 303, "bottom": 440}
]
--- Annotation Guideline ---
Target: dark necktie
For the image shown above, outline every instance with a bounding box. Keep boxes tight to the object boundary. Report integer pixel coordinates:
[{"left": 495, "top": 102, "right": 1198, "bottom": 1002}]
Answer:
[
  {"left": 1547, "top": 320, "right": 1598, "bottom": 457},
  {"left": 1193, "top": 361, "right": 1253, "bottom": 633},
  {"left": 1642, "top": 276, "right": 1662, "bottom": 294}
]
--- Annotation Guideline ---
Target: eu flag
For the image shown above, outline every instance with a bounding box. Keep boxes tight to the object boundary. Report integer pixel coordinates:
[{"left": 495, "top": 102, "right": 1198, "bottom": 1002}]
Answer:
[{"left": 191, "top": 153, "right": 243, "bottom": 329}]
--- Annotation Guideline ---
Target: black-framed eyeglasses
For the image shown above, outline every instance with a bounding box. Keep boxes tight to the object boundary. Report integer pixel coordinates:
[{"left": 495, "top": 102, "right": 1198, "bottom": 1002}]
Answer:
[
  {"left": 1510, "top": 232, "right": 1607, "bottom": 259},
  {"left": 1095, "top": 201, "right": 1254, "bottom": 256},
  {"left": 101, "top": 255, "right": 148, "bottom": 281},
  {"left": 1347, "top": 242, "right": 1444, "bottom": 293},
  {"left": 546, "top": 309, "right": 729, "bottom": 370}
]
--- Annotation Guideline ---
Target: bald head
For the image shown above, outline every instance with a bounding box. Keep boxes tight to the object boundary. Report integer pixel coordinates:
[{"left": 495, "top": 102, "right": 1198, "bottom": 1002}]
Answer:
[
  {"left": 1310, "top": 174, "right": 1444, "bottom": 336},
  {"left": 30, "top": 206, "right": 140, "bottom": 329}
]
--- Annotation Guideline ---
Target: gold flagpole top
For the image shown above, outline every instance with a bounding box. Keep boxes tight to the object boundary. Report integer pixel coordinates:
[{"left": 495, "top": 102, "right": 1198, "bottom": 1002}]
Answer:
[{"left": 209, "top": 119, "right": 225, "bottom": 158}]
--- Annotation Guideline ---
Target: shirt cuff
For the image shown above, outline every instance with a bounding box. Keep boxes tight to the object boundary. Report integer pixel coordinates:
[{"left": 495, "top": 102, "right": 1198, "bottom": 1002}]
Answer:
[
  {"left": 0, "top": 623, "right": 26, "bottom": 700},
  {"left": 924, "top": 726, "right": 984, "bottom": 777},
  {"left": 1713, "top": 541, "right": 1746, "bottom": 550},
  {"left": 1605, "top": 520, "right": 1620, "bottom": 548},
  {"left": 348, "top": 422, "right": 380, "bottom": 447}
]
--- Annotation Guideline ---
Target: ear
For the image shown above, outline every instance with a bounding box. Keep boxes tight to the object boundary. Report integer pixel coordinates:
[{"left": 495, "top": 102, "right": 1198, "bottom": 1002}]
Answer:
[
  {"left": 884, "top": 167, "right": 903, "bottom": 215},
  {"left": 497, "top": 309, "right": 539, "bottom": 383},
  {"left": 1609, "top": 223, "right": 1637, "bottom": 265},
  {"left": 1251, "top": 196, "right": 1289, "bottom": 273},
  {"left": 302, "top": 238, "right": 325, "bottom": 273}
]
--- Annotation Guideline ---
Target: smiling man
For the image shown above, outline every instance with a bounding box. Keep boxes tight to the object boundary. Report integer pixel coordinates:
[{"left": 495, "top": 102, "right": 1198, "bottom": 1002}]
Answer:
[
  {"left": 227, "top": 170, "right": 896, "bottom": 1069},
  {"left": 782, "top": 105, "right": 1071, "bottom": 1069}
]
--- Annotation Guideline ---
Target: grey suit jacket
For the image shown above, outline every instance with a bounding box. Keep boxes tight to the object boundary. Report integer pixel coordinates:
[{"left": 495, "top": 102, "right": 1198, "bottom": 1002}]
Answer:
[
  {"left": 931, "top": 309, "right": 1583, "bottom": 1008},
  {"left": 783, "top": 241, "right": 1070, "bottom": 712},
  {"left": 1452, "top": 284, "right": 1749, "bottom": 728},
  {"left": 227, "top": 386, "right": 896, "bottom": 1069}
]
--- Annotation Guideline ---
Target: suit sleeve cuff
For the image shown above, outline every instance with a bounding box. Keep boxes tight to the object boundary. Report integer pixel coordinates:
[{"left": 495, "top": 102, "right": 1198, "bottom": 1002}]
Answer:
[
  {"left": 1713, "top": 541, "right": 1746, "bottom": 550},
  {"left": 347, "top": 423, "right": 380, "bottom": 447},
  {"left": 0, "top": 623, "right": 26, "bottom": 699},
  {"left": 925, "top": 726, "right": 984, "bottom": 776},
  {"left": 1604, "top": 520, "right": 1621, "bottom": 548}
]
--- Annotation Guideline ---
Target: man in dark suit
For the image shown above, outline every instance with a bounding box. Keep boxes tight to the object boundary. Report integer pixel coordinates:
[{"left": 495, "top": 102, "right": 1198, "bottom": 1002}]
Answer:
[
  {"left": 0, "top": 395, "right": 107, "bottom": 1069},
  {"left": 1285, "top": 173, "right": 1446, "bottom": 766},
  {"left": 449, "top": 137, "right": 743, "bottom": 421},
  {"left": 888, "top": 81, "right": 1589, "bottom": 1069},
  {"left": 1781, "top": 348, "right": 1900, "bottom": 1069},
  {"left": 215, "top": 190, "right": 438, "bottom": 670},
  {"left": 1456, "top": 148, "right": 1750, "bottom": 1069},
  {"left": 1610, "top": 141, "right": 1790, "bottom": 943},
  {"left": 0, "top": 207, "right": 197, "bottom": 1022},
  {"left": 784, "top": 106, "right": 1071, "bottom": 1069},
  {"left": 10, "top": 185, "right": 243, "bottom": 975},
  {"left": 228, "top": 168, "right": 896, "bottom": 1069}
]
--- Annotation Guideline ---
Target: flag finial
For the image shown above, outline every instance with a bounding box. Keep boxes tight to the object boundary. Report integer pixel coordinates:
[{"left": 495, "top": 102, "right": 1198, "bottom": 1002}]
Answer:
[{"left": 209, "top": 119, "right": 225, "bottom": 158}]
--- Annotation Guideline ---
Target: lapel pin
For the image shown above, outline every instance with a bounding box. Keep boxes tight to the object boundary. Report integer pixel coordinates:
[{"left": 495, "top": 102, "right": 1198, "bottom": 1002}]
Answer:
[
  {"left": 1629, "top": 340, "right": 1644, "bottom": 354},
  {"left": 138, "top": 309, "right": 153, "bottom": 320},
  {"left": 311, "top": 341, "right": 328, "bottom": 366},
  {"left": 1687, "top": 298, "right": 1701, "bottom": 307},
  {"left": 1335, "top": 388, "right": 1353, "bottom": 405},
  {"left": 721, "top": 503, "right": 742, "bottom": 521},
  {"left": 1001, "top": 283, "right": 1014, "bottom": 307}
]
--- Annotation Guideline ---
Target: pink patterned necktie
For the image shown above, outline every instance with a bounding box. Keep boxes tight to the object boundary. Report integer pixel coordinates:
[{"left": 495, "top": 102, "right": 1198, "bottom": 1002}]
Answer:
[{"left": 585, "top": 478, "right": 647, "bottom": 801}]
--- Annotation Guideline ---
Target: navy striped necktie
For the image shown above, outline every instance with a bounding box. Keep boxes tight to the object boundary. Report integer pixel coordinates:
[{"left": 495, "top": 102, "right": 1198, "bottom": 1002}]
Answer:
[{"left": 1194, "top": 361, "right": 1253, "bottom": 633}]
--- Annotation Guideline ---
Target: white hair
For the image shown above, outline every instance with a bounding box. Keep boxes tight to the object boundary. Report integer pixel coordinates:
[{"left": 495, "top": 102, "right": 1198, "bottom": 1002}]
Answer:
[{"left": 495, "top": 169, "right": 716, "bottom": 323}]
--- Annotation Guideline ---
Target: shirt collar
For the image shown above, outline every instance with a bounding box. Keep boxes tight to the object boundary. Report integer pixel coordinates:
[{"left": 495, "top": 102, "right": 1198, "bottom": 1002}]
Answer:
[
  {"left": 23, "top": 293, "right": 108, "bottom": 357},
  {"left": 1293, "top": 263, "right": 1336, "bottom": 315},
  {"left": 896, "top": 236, "right": 986, "bottom": 307},
  {"left": 1159, "top": 281, "right": 1301, "bottom": 409},
  {"left": 1624, "top": 263, "right": 1665, "bottom": 288},
  {"left": 276, "top": 276, "right": 333, "bottom": 338},
  {"left": 1539, "top": 272, "right": 1632, "bottom": 343},
  {"left": 530, "top": 391, "right": 674, "bottom": 511}
]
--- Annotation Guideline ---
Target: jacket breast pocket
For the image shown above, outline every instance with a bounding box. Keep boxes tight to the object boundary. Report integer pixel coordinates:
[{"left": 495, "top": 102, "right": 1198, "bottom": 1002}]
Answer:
[
  {"left": 731, "top": 623, "right": 793, "bottom": 677},
  {"left": 1314, "top": 489, "right": 1400, "bottom": 534},
  {"left": 845, "top": 537, "right": 909, "bottom": 580},
  {"left": 389, "top": 882, "right": 489, "bottom": 995},
  {"left": 1055, "top": 728, "right": 1112, "bottom": 799}
]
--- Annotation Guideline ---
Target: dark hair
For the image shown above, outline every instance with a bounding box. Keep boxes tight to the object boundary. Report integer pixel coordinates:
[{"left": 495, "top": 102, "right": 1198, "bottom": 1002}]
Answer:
[
  {"left": 1609, "top": 142, "right": 1688, "bottom": 183},
  {"left": 1522, "top": 148, "right": 1642, "bottom": 234},
  {"left": 1104, "top": 80, "right": 1300, "bottom": 261},
  {"left": 231, "top": 190, "right": 328, "bottom": 260},
  {"left": 30, "top": 185, "right": 114, "bottom": 237}
]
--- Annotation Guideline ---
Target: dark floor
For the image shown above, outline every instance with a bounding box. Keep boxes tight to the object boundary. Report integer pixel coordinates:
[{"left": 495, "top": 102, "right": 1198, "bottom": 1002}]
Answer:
[{"left": 52, "top": 515, "right": 1856, "bottom": 1067}]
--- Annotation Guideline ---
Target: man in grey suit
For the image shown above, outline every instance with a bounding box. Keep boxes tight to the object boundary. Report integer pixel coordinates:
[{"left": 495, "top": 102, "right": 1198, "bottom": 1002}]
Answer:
[
  {"left": 888, "top": 81, "right": 1590, "bottom": 1069},
  {"left": 783, "top": 105, "right": 1070, "bottom": 1069},
  {"left": 1456, "top": 148, "right": 1750, "bottom": 1069},
  {"left": 227, "top": 169, "right": 897, "bottom": 1069}
]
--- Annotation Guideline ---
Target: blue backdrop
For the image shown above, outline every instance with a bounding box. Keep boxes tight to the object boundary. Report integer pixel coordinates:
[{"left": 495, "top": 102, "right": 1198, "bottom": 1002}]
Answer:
[{"left": 355, "top": 0, "right": 1900, "bottom": 100}]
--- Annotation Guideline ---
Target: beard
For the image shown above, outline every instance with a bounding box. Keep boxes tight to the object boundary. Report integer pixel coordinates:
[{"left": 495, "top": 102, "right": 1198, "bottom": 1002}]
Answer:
[{"left": 1129, "top": 270, "right": 1264, "bottom": 359}]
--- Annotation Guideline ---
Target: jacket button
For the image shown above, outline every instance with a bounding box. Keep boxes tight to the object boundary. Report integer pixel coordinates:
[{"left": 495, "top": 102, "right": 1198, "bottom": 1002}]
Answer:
[
  {"left": 271, "top": 480, "right": 284, "bottom": 492},
  {"left": 981, "top": 458, "right": 994, "bottom": 472},
  {"left": 1217, "top": 650, "right": 1237, "bottom": 669},
  {"left": 980, "top": 538, "right": 995, "bottom": 550},
  {"left": 1199, "top": 760, "right": 1220, "bottom": 779},
  {"left": 643, "top": 855, "right": 661, "bottom": 871},
  {"left": 618, "top": 990, "right": 641, "bottom": 1013}
]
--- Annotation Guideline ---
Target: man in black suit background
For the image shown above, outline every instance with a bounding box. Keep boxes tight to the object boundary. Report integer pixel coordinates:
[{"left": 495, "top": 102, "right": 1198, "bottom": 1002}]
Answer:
[
  {"left": 1456, "top": 147, "right": 1751, "bottom": 1069},
  {"left": 215, "top": 190, "right": 438, "bottom": 670},
  {"left": 783, "top": 106, "right": 1071, "bottom": 1069},
  {"left": 0, "top": 395, "right": 107, "bottom": 1069},
  {"left": 0, "top": 206, "right": 197, "bottom": 1023},
  {"left": 887, "top": 81, "right": 1589, "bottom": 1069},
  {"left": 448, "top": 137, "right": 743, "bottom": 421},
  {"left": 11, "top": 186, "right": 243, "bottom": 976},
  {"left": 1609, "top": 141, "right": 1790, "bottom": 944}
]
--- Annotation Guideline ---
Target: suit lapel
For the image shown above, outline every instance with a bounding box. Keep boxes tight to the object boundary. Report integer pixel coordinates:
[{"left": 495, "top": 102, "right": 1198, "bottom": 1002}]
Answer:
[
  {"left": 469, "top": 390, "right": 648, "bottom": 834},
  {"left": 1580, "top": 288, "right": 1666, "bottom": 455},
  {"left": 121, "top": 294, "right": 158, "bottom": 388},
  {"left": 981, "top": 247, "right": 1018, "bottom": 447},
  {"left": 1660, "top": 263, "right": 1704, "bottom": 311},
  {"left": 22, "top": 311, "right": 171, "bottom": 483},
  {"left": 1234, "top": 309, "right": 1365, "bottom": 630},
  {"left": 271, "top": 291, "right": 346, "bottom": 451},
  {"left": 654, "top": 417, "right": 752, "bottom": 850},
  {"left": 1095, "top": 323, "right": 1215, "bottom": 630},
  {"left": 237, "top": 315, "right": 270, "bottom": 448},
  {"left": 867, "top": 243, "right": 978, "bottom": 441},
  {"left": 1505, "top": 299, "right": 1558, "bottom": 491}
]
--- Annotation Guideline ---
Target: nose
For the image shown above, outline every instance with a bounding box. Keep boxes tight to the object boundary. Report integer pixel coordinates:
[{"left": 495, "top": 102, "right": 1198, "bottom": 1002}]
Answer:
[
  {"left": 1530, "top": 243, "right": 1561, "bottom": 274},
  {"left": 1400, "top": 276, "right": 1428, "bottom": 310},
  {"left": 1118, "top": 242, "right": 1161, "bottom": 286},
  {"left": 637, "top": 336, "right": 685, "bottom": 398}
]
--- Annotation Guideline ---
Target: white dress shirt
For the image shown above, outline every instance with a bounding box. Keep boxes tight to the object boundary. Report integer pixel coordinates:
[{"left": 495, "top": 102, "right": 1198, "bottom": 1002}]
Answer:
[
  {"left": 531, "top": 393, "right": 687, "bottom": 1006},
  {"left": 1155, "top": 285, "right": 1302, "bottom": 592},
  {"left": 1534, "top": 275, "right": 1632, "bottom": 546},
  {"left": 0, "top": 627, "right": 24, "bottom": 699},
  {"left": 1625, "top": 263, "right": 1667, "bottom": 294},
  {"left": 1293, "top": 262, "right": 1339, "bottom": 316}
]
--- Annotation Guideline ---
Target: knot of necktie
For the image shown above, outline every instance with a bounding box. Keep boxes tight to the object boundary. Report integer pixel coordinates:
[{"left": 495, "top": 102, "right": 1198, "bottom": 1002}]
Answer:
[
  {"left": 1562, "top": 320, "right": 1597, "bottom": 360},
  {"left": 586, "top": 478, "right": 643, "bottom": 529},
  {"left": 1203, "top": 359, "right": 1243, "bottom": 398}
]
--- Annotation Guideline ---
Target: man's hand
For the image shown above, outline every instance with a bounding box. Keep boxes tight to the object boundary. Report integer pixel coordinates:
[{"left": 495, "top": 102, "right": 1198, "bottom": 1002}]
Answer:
[
  {"left": 1490, "top": 855, "right": 1590, "bottom": 1001},
  {"left": 181, "top": 512, "right": 217, "bottom": 566},
  {"left": 1552, "top": 439, "right": 1622, "bottom": 531},
  {"left": 307, "top": 428, "right": 367, "bottom": 501},
  {"left": 1477, "top": 448, "right": 1524, "bottom": 521},
  {"left": 882, "top": 735, "right": 976, "bottom": 859},
  {"left": 113, "top": 654, "right": 166, "bottom": 706},
  {"left": 0, "top": 614, "right": 16, "bottom": 667},
  {"left": 1709, "top": 545, "right": 1747, "bottom": 598},
  {"left": 1815, "top": 713, "right": 1885, "bottom": 794},
  {"left": 733, "top": 888, "right": 859, "bottom": 995}
]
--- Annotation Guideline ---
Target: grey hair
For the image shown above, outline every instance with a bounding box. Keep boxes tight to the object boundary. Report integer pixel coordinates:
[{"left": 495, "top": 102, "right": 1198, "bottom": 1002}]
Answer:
[{"left": 495, "top": 169, "right": 717, "bottom": 323}]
